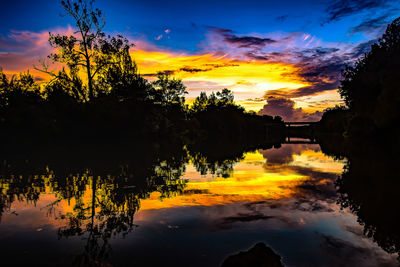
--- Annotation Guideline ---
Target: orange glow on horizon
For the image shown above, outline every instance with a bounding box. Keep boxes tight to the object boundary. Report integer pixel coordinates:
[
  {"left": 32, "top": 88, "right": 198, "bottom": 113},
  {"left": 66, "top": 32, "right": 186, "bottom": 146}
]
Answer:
[
  {"left": 131, "top": 48, "right": 311, "bottom": 111},
  {"left": 0, "top": 27, "right": 342, "bottom": 113}
]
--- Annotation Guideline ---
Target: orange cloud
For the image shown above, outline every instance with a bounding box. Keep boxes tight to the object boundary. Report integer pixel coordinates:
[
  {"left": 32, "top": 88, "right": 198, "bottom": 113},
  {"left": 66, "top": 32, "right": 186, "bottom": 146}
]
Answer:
[
  {"left": 0, "top": 27, "right": 341, "bottom": 112},
  {"left": 131, "top": 47, "right": 310, "bottom": 108}
]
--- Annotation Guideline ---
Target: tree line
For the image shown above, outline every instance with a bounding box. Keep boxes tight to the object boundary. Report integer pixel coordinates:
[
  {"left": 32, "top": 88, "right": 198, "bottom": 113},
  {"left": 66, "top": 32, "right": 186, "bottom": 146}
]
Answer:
[
  {"left": 0, "top": 0, "right": 284, "bottom": 146},
  {"left": 317, "top": 16, "right": 400, "bottom": 144}
]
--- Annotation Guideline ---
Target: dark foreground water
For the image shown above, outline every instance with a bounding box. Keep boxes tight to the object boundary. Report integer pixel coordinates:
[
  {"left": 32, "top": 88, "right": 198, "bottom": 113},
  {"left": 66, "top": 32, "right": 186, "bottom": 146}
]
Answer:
[{"left": 0, "top": 141, "right": 399, "bottom": 266}]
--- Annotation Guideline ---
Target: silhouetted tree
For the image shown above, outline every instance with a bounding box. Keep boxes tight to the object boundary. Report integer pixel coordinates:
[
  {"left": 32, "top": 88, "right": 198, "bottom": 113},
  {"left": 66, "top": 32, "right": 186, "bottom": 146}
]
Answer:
[
  {"left": 0, "top": 1, "right": 285, "bottom": 147},
  {"left": 216, "top": 88, "right": 234, "bottom": 106},
  {"left": 149, "top": 73, "right": 187, "bottom": 107},
  {"left": 190, "top": 89, "right": 239, "bottom": 113},
  {"left": 191, "top": 92, "right": 208, "bottom": 112},
  {"left": 0, "top": 71, "right": 46, "bottom": 134},
  {"left": 188, "top": 89, "right": 285, "bottom": 149},
  {"left": 338, "top": 17, "right": 400, "bottom": 134},
  {"left": 37, "top": 0, "right": 132, "bottom": 101},
  {"left": 97, "top": 48, "right": 151, "bottom": 102},
  {"left": 316, "top": 105, "right": 350, "bottom": 134},
  {"left": 0, "top": 69, "right": 8, "bottom": 109}
]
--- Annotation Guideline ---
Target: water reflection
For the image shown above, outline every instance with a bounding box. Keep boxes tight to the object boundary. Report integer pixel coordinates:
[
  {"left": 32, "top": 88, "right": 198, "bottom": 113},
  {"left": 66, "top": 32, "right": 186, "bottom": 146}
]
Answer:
[
  {"left": 0, "top": 139, "right": 399, "bottom": 266},
  {"left": 334, "top": 142, "right": 400, "bottom": 259}
]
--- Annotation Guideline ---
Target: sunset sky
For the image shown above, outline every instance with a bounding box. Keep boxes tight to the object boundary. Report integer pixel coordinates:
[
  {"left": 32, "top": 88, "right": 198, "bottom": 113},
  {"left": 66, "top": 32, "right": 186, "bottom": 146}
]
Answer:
[{"left": 1, "top": 0, "right": 399, "bottom": 121}]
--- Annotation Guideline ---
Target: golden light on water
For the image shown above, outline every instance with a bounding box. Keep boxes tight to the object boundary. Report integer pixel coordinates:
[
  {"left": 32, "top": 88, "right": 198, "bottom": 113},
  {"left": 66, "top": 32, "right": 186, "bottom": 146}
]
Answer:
[
  {"left": 139, "top": 149, "right": 343, "bottom": 210},
  {"left": 1, "top": 146, "right": 345, "bottom": 225},
  {"left": 290, "top": 149, "right": 345, "bottom": 174}
]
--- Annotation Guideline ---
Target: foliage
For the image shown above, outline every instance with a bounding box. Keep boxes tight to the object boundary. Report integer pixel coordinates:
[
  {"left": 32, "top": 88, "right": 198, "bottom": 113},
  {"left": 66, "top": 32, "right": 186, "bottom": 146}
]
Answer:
[
  {"left": 338, "top": 17, "right": 400, "bottom": 132},
  {"left": 37, "top": 0, "right": 132, "bottom": 101},
  {"left": 190, "top": 88, "right": 237, "bottom": 113},
  {"left": 0, "top": 0, "right": 285, "bottom": 147},
  {"left": 97, "top": 48, "right": 151, "bottom": 102},
  {"left": 317, "top": 105, "right": 350, "bottom": 134},
  {"left": 188, "top": 89, "right": 285, "bottom": 146},
  {"left": 149, "top": 73, "right": 188, "bottom": 107}
]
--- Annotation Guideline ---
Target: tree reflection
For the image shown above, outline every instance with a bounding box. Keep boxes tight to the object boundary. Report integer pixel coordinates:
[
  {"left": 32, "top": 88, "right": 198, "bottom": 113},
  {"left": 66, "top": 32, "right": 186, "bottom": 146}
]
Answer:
[
  {"left": 320, "top": 137, "right": 400, "bottom": 259},
  {"left": 55, "top": 173, "right": 140, "bottom": 266},
  {"left": 338, "top": 150, "right": 400, "bottom": 258},
  {"left": 187, "top": 137, "right": 282, "bottom": 178},
  {"left": 0, "top": 139, "right": 188, "bottom": 265}
]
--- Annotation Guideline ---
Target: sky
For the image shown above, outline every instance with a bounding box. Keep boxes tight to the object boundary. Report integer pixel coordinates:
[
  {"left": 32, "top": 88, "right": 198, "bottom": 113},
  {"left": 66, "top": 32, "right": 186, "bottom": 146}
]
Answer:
[{"left": 0, "top": 0, "right": 399, "bottom": 121}]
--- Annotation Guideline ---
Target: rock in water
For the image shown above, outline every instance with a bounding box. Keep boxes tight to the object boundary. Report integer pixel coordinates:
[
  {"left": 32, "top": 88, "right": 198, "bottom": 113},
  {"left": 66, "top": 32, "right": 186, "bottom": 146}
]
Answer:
[{"left": 221, "top": 242, "right": 284, "bottom": 267}]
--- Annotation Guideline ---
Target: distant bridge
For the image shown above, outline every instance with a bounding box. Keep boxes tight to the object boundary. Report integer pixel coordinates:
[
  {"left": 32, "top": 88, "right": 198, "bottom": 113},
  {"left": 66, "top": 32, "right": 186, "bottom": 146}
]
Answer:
[
  {"left": 264, "top": 121, "right": 319, "bottom": 141},
  {"left": 283, "top": 138, "right": 318, "bottom": 144},
  {"left": 284, "top": 122, "right": 318, "bottom": 142},
  {"left": 284, "top": 122, "right": 318, "bottom": 127}
]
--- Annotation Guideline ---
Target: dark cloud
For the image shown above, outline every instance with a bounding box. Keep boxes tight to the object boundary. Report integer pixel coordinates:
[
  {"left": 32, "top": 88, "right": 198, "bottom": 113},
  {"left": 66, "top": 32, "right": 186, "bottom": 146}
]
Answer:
[
  {"left": 206, "top": 24, "right": 380, "bottom": 109},
  {"left": 190, "top": 22, "right": 198, "bottom": 29},
  {"left": 203, "top": 63, "right": 240, "bottom": 68},
  {"left": 300, "top": 47, "right": 340, "bottom": 57},
  {"left": 214, "top": 211, "right": 274, "bottom": 230},
  {"left": 211, "top": 27, "right": 276, "bottom": 48},
  {"left": 142, "top": 70, "right": 176, "bottom": 77},
  {"left": 208, "top": 26, "right": 233, "bottom": 34},
  {"left": 180, "top": 63, "right": 239, "bottom": 73},
  {"left": 325, "top": 0, "right": 393, "bottom": 23},
  {"left": 348, "top": 39, "right": 378, "bottom": 57},
  {"left": 350, "top": 14, "right": 391, "bottom": 34},
  {"left": 207, "top": 26, "right": 349, "bottom": 100},
  {"left": 264, "top": 48, "right": 346, "bottom": 99},
  {"left": 276, "top": 15, "right": 289, "bottom": 22},
  {"left": 143, "top": 63, "right": 239, "bottom": 77},
  {"left": 291, "top": 47, "right": 345, "bottom": 97},
  {"left": 258, "top": 96, "right": 323, "bottom": 122},
  {"left": 224, "top": 35, "right": 276, "bottom": 48},
  {"left": 245, "top": 52, "right": 269, "bottom": 61},
  {"left": 267, "top": 39, "right": 379, "bottom": 100},
  {"left": 240, "top": 44, "right": 347, "bottom": 99},
  {"left": 179, "top": 67, "right": 212, "bottom": 73},
  {"left": 259, "top": 76, "right": 338, "bottom": 100}
]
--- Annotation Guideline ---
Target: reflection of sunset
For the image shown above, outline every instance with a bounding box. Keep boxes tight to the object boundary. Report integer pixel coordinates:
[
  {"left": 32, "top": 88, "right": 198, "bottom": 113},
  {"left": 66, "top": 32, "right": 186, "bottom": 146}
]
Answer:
[
  {"left": 140, "top": 149, "right": 344, "bottom": 210},
  {"left": 1, "top": 146, "right": 345, "bottom": 226},
  {"left": 290, "top": 149, "right": 345, "bottom": 174}
]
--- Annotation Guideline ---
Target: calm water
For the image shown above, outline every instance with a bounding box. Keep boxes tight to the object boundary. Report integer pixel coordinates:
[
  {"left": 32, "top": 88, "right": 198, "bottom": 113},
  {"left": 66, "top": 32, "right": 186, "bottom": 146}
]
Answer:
[{"left": 0, "top": 142, "right": 398, "bottom": 266}]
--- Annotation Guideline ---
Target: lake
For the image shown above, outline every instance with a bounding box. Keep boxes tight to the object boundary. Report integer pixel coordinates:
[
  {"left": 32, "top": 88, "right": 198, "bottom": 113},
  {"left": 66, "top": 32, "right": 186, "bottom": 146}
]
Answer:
[{"left": 0, "top": 140, "right": 399, "bottom": 266}]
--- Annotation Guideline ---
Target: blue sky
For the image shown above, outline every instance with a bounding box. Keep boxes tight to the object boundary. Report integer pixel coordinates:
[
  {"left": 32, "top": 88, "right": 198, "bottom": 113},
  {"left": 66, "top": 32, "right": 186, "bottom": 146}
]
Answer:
[
  {"left": 0, "top": 0, "right": 399, "bottom": 120},
  {"left": 2, "top": 0, "right": 397, "bottom": 51}
]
